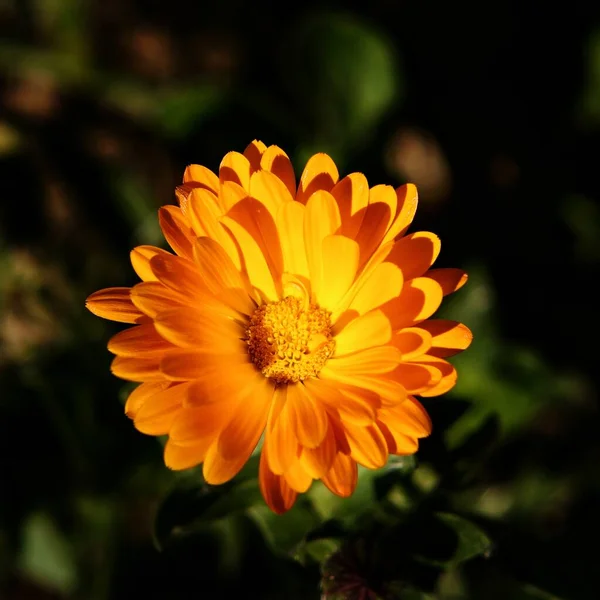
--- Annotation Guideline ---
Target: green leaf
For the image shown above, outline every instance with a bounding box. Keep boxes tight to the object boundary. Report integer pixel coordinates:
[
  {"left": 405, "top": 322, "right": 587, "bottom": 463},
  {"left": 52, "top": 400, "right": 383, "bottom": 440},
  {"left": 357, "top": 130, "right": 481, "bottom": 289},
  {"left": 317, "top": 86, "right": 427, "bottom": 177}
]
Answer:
[
  {"left": 434, "top": 512, "right": 492, "bottom": 566},
  {"left": 17, "top": 512, "right": 77, "bottom": 594},
  {"left": 287, "top": 12, "right": 401, "bottom": 156}
]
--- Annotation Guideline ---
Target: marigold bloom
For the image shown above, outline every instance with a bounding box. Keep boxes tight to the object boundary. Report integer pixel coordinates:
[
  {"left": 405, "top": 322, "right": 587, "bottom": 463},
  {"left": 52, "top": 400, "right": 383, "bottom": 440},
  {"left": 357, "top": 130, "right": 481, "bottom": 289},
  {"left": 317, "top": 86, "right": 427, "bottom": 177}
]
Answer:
[{"left": 86, "top": 141, "right": 472, "bottom": 514}]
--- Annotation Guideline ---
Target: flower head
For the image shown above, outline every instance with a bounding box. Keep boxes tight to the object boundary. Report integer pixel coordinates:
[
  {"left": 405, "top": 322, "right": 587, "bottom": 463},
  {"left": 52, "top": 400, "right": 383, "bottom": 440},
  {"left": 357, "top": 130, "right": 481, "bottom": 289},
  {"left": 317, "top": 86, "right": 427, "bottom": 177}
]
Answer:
[{"left": 86, "top": 141, "right": 472, "bottom": 514}]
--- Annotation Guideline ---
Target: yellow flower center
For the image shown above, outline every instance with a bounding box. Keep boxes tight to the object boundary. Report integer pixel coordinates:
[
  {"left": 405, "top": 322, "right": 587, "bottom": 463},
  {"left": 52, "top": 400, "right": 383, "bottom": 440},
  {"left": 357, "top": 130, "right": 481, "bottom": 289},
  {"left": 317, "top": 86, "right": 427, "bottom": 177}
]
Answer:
[{"left": 245, "top": 296, "right": 335, "bottom": 384}]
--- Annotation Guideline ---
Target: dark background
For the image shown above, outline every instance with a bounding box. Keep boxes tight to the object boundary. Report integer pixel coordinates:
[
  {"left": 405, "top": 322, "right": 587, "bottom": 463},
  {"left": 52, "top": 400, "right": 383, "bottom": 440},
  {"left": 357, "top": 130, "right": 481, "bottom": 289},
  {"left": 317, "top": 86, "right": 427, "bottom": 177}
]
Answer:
[{"left": 1, "top": 1, "right": 599, "bottom": 599}]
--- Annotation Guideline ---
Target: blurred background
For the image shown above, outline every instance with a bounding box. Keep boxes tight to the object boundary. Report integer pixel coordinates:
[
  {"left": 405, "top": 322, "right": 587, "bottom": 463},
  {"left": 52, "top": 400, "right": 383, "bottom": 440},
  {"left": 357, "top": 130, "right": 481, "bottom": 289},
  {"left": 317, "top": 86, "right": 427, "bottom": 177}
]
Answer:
[{"left": 1, "top": 1, "right": 599, "bottom": 598}]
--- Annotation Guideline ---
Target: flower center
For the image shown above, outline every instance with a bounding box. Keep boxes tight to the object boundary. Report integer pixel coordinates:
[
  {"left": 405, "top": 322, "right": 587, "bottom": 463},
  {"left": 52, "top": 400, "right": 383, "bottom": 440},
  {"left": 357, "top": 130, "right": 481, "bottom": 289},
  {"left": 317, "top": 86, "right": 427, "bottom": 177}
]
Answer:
[{"left": 245, "top": 296, "right": 335, "bottom": 384}]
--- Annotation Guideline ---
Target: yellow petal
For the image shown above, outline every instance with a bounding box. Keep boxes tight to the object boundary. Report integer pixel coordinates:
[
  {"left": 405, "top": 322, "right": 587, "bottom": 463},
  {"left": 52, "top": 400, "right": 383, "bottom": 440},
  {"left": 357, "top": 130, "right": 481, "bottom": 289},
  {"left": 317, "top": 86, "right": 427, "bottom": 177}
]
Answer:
[
  {"left": 149, "top": 253, "right": 204, "bottom": 298},
  {"left": 392, "top": 327, "right": 433, "bottom": 360},
  {"left": 331, "top": 172, "right": 369, "bottom": 239},
  {"left": 108, "top": 323, "right": 173, "bottom": 356},
  {"left": 334, "top": 309, "right": 392, "bottom": 356},
  {"left": 260, "top": 145, "right": 296, "bottom": 199},
  {"left": 86, "top": 287, "right": 143, "bottom": 324},
  {"left": 297, "top": 153, "right": 339, "bottom": 204},
  {"left": 387, "top": 232, "right": 441, "bottom": 280},
  {"left": 316, "top": 235, "right": 359, "bottom": 312},
  {"left": 377, "top": 421, "right": 419, "bottom": 455},
  {"left": 130, "top": 245, "right": 172, "bottom": 282},
  {"left": 243, "top": 140, "right": 267, "bottom": 172},
  {"left": 220, "top": 180, "right": 248, "bottom": 211},
  {"left": 183, "top": 164, "right": 219, "bottom": 193},
  {"left": 276, "top": 201, "right": 309, "bottom": 279},
  {"left": 383, "top": 277, "right": 443, "bottom": 330},
  {"left": 414, "top": 356, "right": 457, "bottom": 397},
  {"left": 304, "top": 190, "right": 341, "bottom": 300},
  {"left": 417, "top": 320, "right": 473, "bottom": 358},
  {"left": 249, "top": 170, "right": 293, "bottom": 216},
  {"left": 382, "top": 183, "right": 418, "bottom": 244},
  {"left": 379, "top": 396, "right": 432, "bottom": 438},
  {"left": 220, "top": 151, "right": 251, "bottom": 191},
  {"left": 392, "top": 362, "right": 442, "bottom": 394}
]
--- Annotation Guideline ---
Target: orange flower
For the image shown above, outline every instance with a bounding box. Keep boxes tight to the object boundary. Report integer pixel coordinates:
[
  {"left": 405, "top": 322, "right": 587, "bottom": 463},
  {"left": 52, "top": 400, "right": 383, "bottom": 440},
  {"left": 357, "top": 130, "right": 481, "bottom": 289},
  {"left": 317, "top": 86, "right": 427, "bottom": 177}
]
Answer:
[{"left": 86, "top": 141, "right": 472, "bottom": 514}]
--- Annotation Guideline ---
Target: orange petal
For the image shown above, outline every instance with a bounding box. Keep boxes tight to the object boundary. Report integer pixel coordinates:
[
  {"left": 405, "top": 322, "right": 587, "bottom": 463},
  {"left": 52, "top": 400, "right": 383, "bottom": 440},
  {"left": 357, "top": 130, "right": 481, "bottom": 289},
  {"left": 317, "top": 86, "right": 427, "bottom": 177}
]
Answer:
[
  {"left": 164, "top": 438, "right": 211, "bottom": 470},
  {"left": 133, "top": 383, "right": 186, "bottom": 434},
  {"left": 221, "top": 216, "right": 279, "bottom": 302},
  {"left": 392, "top": 362, "right": 442, "bottom": 394},
  {"left": 158, "top": 205, "right": 195, "bottom": 259},
  {"left": 130, "top": 245, "right": 172, "bottom": 282},
  {"left": 297, "top": 153, "right": 339, "bottom": 204},
  {"left": 220, "top": 151, "right": 251, "bottom": 191},
  {"left": 130, "top": 282, "right": 187, "bottom": 318},
  {"left": 86, "top": 287, "right": 143, "bottom": 324},
  {"left": 301, "top": 427, "right": 336, "bottom": 478},
  {"left": 286, "top": 383, "right": 328, "bottom": 448},
  {"left": 322, "top": 452, "right": 358, "bottom": 498},
  {"left": 186, "top": 187, "right": 240, "bottom": 265},
  {"left": 111, "top": 355, "right": 163, "bottom": 382},
  {"left": 377, "top": 421, "right": 419, "bottom": 455},
  {"left": 260, "top": 145, "right": 296, "bottom": 199},
  {"left": 149, "top": 253, "right": 204, "bottom": 298},
  {"left": 392, "top": 327, "right": 433, "bottom": 360},
  {"left": 108, "top": 323, "right": 173, "bottom": 356},
  {"left": 331, "top": 173, "right": 369, "bottom": 239},
  {"left": 379, "top": 396, "right": 432, "bottom": 438},
  {"left": 192, "top": 237, "right": 255, "bottom": 315},
  {"left": 283, "top": 459, "right": 313, "bottom": 493},
  {"left": 316, "top": 235, "right": 359, "bottom": 312},
  {"left": 125, "top": 381, "right": 170, "bottom": 418},
  {"left": 265, "top": 386, "right": 299, "bottom": 475},
  {"left": 259, "top": 448, "right": 298, "bottom": 514},
  {"left": 426, "top": 268, "right": 468, "bottom": 296},
  {"left": 382, "top": 183, "right": 418, "bottom": 244},
  {"left": 417, "top": 320, "right": 473, "bottom": 358},
  {"left": 387, "top": 232, "right": 441, "bottom": 280},
  {"left": 414, "top": 356, "right": 457, "bottom": 397},
  {"left": 243, "top": 140, "right": 267, "bottom": 172},
  {"left": 276, "top": 201, "right": 309, "bottom": 279},
  {"left": 354, "top": 185, "right": 396, "bottom": 267},
  {"left": 324, "top": 345, "right": 402, "bottom": 375},
  {"left": 343, "top": 422, "right": 388, "bottom": 469},
  {"left": 169, "top": 403, "right": 235, "bottom": 446},
  {"left": 183, "top": 164, "right": 219, "bottom": 193},
  {"left": 303, "top": 377, "right": 377, "bottom": 426},
  {"left": 227, "top": 197, "right": 284, "bottom": 283},
  {"left": 155, "top": 306, "right": 245, "bottom": 350},
  {"left": 204, "top": 377, "right": 273, "bottom": 485},
  {"left": 334, "top": 309, "right": 392, "bottom": 356},
  {"left": 384, "top": 277, "right": 443, "bottom": 330}
]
